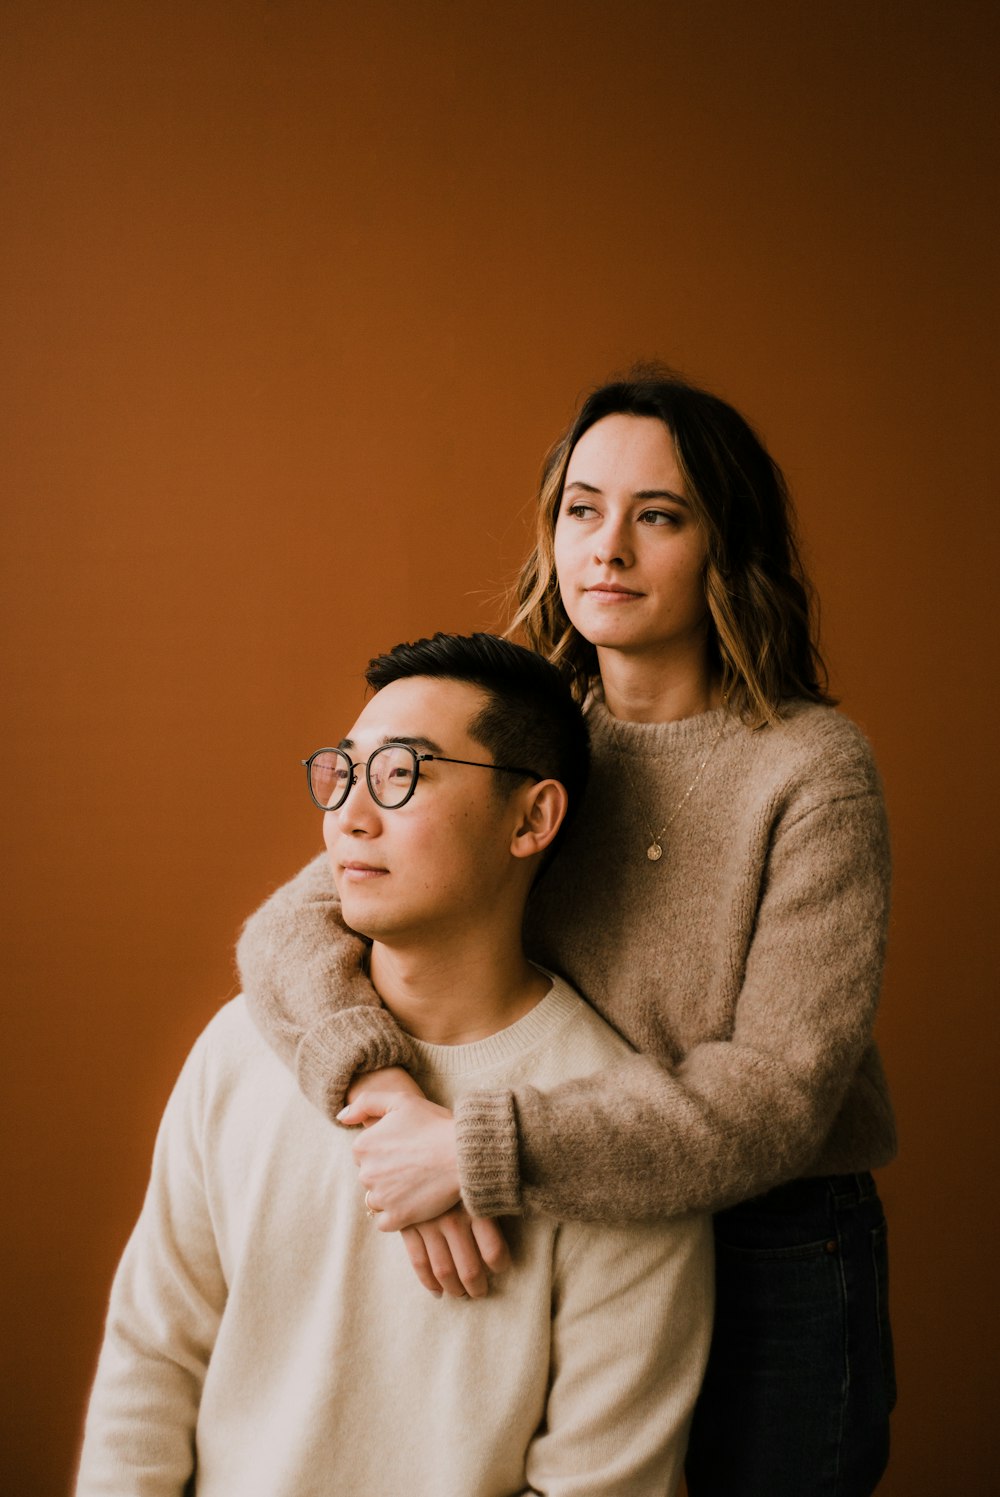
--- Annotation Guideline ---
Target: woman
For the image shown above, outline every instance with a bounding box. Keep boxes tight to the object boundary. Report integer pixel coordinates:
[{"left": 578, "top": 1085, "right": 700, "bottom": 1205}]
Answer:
[{"left": 237, "top": 367, "right": 897, "bottom": 1495}]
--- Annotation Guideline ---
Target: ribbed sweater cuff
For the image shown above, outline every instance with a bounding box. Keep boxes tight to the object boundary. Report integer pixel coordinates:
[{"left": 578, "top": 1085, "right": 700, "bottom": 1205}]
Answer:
[
  {"left": 296, "top": 1006, "right": 417, "bottom": 1121},
  {"left": 455, "top": 1090, "right": 522, "bottom": 1218}
]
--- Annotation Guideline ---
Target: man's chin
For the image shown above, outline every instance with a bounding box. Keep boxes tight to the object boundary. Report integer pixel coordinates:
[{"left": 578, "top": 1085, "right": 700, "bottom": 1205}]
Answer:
[
  {"left": 342, "top": 914, "right": 375, "bottom": 941},
  {"left": 339, "top": 896, "right": 395, "bottom": 944},
  {"left": 339, "top": 902, "right": 376, "bottom": 941}
]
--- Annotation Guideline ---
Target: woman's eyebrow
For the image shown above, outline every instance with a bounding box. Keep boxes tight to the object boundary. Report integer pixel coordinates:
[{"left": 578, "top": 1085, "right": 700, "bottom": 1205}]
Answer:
[
  {"left": 635, "top": 488, "right": 688, "bottom": 506},
  {"left": 564, "top": 479, "right": 688, "bottom": 506}
]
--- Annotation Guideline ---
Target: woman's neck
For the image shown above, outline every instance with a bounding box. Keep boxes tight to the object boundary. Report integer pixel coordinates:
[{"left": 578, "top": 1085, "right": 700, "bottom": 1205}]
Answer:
[{"left": 597, "top": 645, "right": 722, "bottom": 724}]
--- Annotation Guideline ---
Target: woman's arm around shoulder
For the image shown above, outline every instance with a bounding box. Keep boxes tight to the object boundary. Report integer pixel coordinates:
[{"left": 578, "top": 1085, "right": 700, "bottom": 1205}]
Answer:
[
  {"left": 457, "top": 706, "right": 893, "bottom": 1221},
  {"left": 236, "top": 853, "right": 417, "bottom": 1119}
]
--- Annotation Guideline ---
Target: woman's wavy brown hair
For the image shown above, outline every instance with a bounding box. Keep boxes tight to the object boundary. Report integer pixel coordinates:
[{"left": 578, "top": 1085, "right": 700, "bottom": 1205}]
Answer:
[{"left": 507, "top": 365, "right": 835, "bottom": 726}]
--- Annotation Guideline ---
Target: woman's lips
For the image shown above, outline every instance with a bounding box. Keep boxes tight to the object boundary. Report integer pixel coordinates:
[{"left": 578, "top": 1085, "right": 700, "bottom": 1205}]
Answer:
[
  {"left": 340, "top": 864, "right": 388, "bottom": 880},
  {"left": 584, "top": 585, "right": 643, "bottom": 602}
]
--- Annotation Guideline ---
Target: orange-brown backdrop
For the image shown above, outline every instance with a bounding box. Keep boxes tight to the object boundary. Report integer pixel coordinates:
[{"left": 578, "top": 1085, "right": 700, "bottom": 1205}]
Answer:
[{"left": 2, "top": 2, "right": 997, "bottom": 1492}]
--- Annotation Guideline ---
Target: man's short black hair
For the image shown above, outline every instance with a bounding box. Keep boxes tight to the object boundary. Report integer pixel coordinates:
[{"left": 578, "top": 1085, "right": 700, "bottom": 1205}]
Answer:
[{"left": 365, "top": 632, "right": 589, "bottom": 840}]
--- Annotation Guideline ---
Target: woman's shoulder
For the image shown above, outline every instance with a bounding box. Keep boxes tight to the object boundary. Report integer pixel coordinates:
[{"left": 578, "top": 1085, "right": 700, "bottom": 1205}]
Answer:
[
  {"left": 745, "top": 700, "right": 884, "bottom": 807},
  {"left": 772, "top": 698, "right": 878, "bottom": 757}
]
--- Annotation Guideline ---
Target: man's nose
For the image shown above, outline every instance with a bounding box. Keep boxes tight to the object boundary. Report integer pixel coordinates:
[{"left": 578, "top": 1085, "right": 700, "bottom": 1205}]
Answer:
[{"left": 336, "top": 769, "right": 383, "bottom": 831}]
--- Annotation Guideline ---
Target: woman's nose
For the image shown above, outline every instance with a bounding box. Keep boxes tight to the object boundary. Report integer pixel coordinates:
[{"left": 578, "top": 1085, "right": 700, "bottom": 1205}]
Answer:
[{"left": 594, "top": 517, "right": 632, "bottom": 567}]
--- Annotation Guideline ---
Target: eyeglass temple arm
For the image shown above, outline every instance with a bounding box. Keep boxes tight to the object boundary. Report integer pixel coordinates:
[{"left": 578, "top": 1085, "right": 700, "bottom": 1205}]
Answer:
[{"left": 418, "top": 753, "right": 542, "bottom": 783}]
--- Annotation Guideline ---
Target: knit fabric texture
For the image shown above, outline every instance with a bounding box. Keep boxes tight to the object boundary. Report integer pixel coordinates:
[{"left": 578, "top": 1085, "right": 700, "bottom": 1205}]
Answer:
[
  {"left": 237, "top": 699, "right": 896, "bottom": 1222},
  {"left": 76, "top": 986, "right": 713, "bottom": 1497}
]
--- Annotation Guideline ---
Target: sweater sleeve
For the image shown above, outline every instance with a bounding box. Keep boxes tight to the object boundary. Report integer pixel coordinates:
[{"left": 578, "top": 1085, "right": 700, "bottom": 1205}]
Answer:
[
  {"left": 456, "top": 787, "right": 891, "bottom": 1220},
  {"left": 236, "top": 853, "right": 417, "bottom": 1118},
  {"left": 75, "top": 1039, "right": 226, "bottom": 1496},
  {"left": 524, "top": 1212, "right": 714, "bottom": 1495}
]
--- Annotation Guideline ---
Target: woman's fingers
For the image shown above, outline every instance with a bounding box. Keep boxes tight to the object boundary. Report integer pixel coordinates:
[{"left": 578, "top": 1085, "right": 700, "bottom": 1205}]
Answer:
[
  {"left": 345, "top": 1066, "right": 427, "bottom": 1110},
  {"left": 337, "top": 1091, "right": 395, "bottom": 1127},
  {"left": 398, "top": 1208, "right": 510, "bottom": 1298},
  {"left": 350, "top": 1099, "right": 461, "bottom": 1228},
  {"left": 436, "top": 1211, "right": 490, "bottom": 1298},
  {"left": 470, "top": 1215, "right": 511, "bottom": 1274},
  {"left": 400, "top": 1227, "right": 443, "bottom": 1296}
]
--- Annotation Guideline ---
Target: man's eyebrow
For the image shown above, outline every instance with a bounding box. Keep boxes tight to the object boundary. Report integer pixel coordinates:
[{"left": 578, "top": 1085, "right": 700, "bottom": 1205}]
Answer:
[
  {"left": 386, "top": 734, "right": 447, "bottom": 755},
  {"left": 337, "top": 733, "right": 446, "bottom": 755},
  {"left": 564, "top": 480, "right": 688, "bottom": 506}
]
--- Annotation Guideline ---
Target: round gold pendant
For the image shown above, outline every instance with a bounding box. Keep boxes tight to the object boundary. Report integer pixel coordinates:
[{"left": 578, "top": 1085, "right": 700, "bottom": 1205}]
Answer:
[{"left": 647, "top": 842, "right": 663, "bottom": 861}]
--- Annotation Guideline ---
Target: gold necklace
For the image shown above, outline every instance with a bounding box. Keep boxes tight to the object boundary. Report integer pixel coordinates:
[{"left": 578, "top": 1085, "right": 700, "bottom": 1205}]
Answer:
[{"left": 608, "top": 709, "right": 729, "bottom": 861}]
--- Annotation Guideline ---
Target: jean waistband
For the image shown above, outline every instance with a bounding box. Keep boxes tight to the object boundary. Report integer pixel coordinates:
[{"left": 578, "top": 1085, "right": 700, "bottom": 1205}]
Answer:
[{"left": 740, "top": 1171, "right": 878, "bottom": 1214}]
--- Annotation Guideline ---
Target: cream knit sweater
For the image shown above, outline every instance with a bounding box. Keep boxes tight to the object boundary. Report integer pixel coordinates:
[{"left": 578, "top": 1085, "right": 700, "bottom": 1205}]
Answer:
[
  {"left": 237, "top": 699, "right": 896, "bottom": 1221},
  {"left": 76, "top": 984, "right": 712, "bottom": 1497}
]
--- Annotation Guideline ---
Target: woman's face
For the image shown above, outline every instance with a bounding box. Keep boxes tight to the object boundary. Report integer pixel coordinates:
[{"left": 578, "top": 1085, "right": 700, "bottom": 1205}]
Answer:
[{"left": 553, "top": 414, "right": 710, "bottom": 663}]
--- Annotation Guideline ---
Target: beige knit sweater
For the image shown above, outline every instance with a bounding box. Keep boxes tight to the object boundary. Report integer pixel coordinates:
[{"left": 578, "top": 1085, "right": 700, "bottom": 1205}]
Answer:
[
  {"left": 76, "top": 986, "right": 713, "bottom": 1497},
  {"left": 237, "top": 699, "right": 896, "bottom": 1221}
]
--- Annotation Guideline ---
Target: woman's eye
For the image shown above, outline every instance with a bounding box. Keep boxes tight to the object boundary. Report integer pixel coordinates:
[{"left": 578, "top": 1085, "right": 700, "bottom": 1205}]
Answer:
[
  {"left": 638, "top": 509, "right": 680, "bottom": 527},
  {"left": 565, "top": 502, "right": 597, "bottom": 520}
]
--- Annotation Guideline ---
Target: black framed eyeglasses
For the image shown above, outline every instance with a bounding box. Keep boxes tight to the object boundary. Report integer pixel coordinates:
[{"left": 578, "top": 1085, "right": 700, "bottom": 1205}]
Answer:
[{"left": 302, "top": 743, "right": 542, "bottom": 811}]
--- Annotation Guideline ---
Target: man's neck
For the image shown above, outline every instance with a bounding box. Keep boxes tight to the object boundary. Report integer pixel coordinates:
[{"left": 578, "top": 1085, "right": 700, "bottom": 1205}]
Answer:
[{"left": 368, "top": 935, "right": 550, "bottom": 1045}]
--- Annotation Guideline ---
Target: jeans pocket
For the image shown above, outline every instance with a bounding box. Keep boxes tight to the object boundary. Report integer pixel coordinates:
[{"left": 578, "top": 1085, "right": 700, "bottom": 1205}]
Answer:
[
  {"left": 870, "top": 1217, "right": 897, "bottom": 1413},
  {"left": 712, "top": 1233, "right": 837, "bottom": 1262}
]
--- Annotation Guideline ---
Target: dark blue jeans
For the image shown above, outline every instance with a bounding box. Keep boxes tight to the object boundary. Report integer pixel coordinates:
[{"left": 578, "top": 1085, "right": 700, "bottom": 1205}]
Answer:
[{"left": 685, "top": 1172, "right": 896, "bottom": 1497}]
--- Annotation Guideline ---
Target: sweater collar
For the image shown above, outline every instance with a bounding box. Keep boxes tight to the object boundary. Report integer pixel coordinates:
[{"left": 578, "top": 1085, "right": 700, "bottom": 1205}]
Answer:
[
  {"left": 406, "top": 971, "right": 579, "bottom": 1078},
  {"left": 586, "top": 687, "right": 738, "bottom": 754}
]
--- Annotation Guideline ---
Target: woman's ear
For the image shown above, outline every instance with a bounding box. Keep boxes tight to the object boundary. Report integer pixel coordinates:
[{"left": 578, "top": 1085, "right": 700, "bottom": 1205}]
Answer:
[{"left": 509, "top": 779, "right": 569, "bottom": 862}]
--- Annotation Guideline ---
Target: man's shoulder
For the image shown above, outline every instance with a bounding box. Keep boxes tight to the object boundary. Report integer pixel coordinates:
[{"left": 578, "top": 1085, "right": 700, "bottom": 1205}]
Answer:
[
  {"left": 192, "top": 994, "right": 258, "bottom": 1048},
  {"left": 178, "top": 996, "right": 282, "bottom": 1091},
  {"left": 166, "top": 997, "right": 320, "bottom": 1153},
  {"left": 552, "top": 977, "right": 632, "bottom": 1049},
  {"left": 527, "top": 974, "right": 636, "bottom": 1082}
]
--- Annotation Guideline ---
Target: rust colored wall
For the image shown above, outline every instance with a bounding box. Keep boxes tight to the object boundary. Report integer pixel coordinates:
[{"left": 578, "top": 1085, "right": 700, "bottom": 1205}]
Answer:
[{"left": 2, "top": 2, "right": 996, "bottom": 1491}]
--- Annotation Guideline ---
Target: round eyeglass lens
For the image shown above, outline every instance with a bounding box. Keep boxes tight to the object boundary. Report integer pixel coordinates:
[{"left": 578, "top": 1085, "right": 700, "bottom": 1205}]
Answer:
[
  {"left": 368, "top": 744, "right": 418, "bottom": 807},
  {"left": 309, "top": 750, "right": 352, "bottom": 809}
]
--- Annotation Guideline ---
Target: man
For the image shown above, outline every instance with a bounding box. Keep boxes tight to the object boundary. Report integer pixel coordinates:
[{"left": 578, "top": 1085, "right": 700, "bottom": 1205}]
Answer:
[{"left": 76, "top": 633, "right": 713, "bottom": 1496}]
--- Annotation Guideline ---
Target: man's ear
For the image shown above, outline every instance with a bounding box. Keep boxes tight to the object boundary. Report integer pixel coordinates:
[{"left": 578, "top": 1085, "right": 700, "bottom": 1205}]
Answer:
[{"left": 509, "top": 780, "right": 569, "bottom": 862}]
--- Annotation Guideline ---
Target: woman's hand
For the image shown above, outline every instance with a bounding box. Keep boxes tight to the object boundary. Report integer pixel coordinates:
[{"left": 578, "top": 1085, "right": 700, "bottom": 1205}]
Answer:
[
  {"left": 338, "top": 1091, "right": 462, "bottom": 1227},
  {"left": 345, "top": 1065, "right": 426, "bottom": 1109},
  {"left": 338, "top": 1085, "right": 511, "bottom": 1296},
  {"left": 401, "top": 1209, "right": 511, "bottom": 1299}
]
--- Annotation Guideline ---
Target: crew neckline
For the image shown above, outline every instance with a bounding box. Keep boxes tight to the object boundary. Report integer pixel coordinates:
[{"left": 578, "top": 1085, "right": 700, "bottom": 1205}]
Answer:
[
  {"left": 586, "top": 690, "right": 739, "bottom": 750},
  {"left": 406, "top": 971, "right": 580, "bottom": 1077}
]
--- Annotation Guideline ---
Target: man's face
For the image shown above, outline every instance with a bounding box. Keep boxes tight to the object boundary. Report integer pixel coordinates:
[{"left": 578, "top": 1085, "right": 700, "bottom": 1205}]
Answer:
[{"left": 324, "top": 676, "right": 522, "bottom": 943}]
